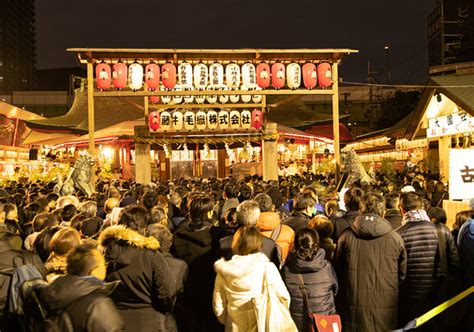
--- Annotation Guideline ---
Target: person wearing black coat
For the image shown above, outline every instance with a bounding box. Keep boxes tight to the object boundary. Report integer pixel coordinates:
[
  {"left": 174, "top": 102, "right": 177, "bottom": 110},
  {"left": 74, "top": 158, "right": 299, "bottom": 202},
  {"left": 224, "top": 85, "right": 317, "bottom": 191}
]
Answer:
[
  {"left": 171, "top": 196, "right": 226, "bottom": 332},
  {"left": 384, "top": 193, "right": 403, "bottom": 229},
  {"left": 331, "top": 188, "right": 363, "bottom": 242},
  {"left": 40, "top": 244, "right": 125, "bottom": 332},
  {"left": 282, "top": 228, "right": 338, "bottom": 332},
  {"left": 98, "top": 208, "right": 177, "bottom": 332},
  {"left": 283, "top": 192, "right": 316, "bottom": 232}
]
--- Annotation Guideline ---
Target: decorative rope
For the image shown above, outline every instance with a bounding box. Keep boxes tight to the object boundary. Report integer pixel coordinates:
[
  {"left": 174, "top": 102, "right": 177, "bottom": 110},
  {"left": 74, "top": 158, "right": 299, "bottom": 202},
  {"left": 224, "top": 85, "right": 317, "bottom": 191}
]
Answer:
[{"left": 122, "top": 133, "right": 279, "bottom": 145}]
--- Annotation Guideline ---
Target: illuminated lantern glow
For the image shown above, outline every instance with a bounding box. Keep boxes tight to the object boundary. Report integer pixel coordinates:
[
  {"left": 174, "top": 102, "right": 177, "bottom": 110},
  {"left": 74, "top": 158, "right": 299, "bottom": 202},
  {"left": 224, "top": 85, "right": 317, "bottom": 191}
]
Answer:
[
  {"left": 218, "top": 85, "right": 229, "bottom": 104},
  {"left": 148, "top": 111, "right": 160, "bottom": 131},
  {"left": 184, "top": 111, "right": 195, "bottom": 130},
  {"left": 183, "top": 86, "right": 194, "bottom": 103},
  {"left": 128, "top": 63, "right": 144, "bottom": 91},
  {"left": 226, "top": 63, "right": 240, "bottom": 89},
  {"left": 173, "top": 84, "right": 183, "bottom": 104},
  {"left": 207, "top": 110, "right": 218, "bottom": 129},
  {"left": 252, "top": 87, "right": 263, "bottom": 103},
  {"left": 195, "top": 111, "right": 207, "bottom": 130},
  {"left": 317, "top": 62, "right": 333, "bottom": 88},
  {"left": 171, "top": 111, "right": 183, "bottom": 130},
  {"left": 160, "top": 111, "right": 171, "bottom": 130},
  {"left": 218, "top": 110, "right": 230, "bottom": 129},
  {"left": 241, "top": 110, "right": 252, "bottom": 129},
  {"left": 149, "top": 96, "right": 160, "bottom": 104},
  {"left": 96, "top": 63, "right": 111, "bottom": 91},
  {"left": 178, "top": 62, "right": 193, "bottom": 87},
  {"left": 162, "top": 63, "right": 177, "bottom": 89},
  {"left": 112, "top": 62, "right": 127, "bottom": 89},
  {"left": 195, "top": 94, "right": 205, "bottom": 104},
  {"left": 229, "top": 89, "right": 240, "bottom": 103},
  {"left": 286, "top": 63, "right": 301, "bottom": 89},
  {"left": 229, "top": 110, "right": 241, "bottom": 129},
  {"left": 206, "top": 85, "right": 217, "bottom": 104},
  {"left": 241, "top": 86, "right": 251, "bottom": 103},
  {"left": 145, "top": 63, "right": 160, "bottom": 91},
  {"left": 241, "top": 63, "right": 257, "bottom": 88},
  {"left": 161, "top": 86, "right": 171, "bottom": 104},
  {"left": 251, "top": 109, "right": 264, "bottom": 129},
  {"left": 302, "top": 63, "right": 317, "bottom": 89},
  {"left": 271, "top": 63, "right": 286, "bottom": 89},
  {"left": 209, "top": 63, "right": 224, "bottom": 87},
  {"left": 256, "top": 63, "right": 271, "bottom": 88},
  {"left": 193, "top": 63, "right": 208, "bottom": 90}
]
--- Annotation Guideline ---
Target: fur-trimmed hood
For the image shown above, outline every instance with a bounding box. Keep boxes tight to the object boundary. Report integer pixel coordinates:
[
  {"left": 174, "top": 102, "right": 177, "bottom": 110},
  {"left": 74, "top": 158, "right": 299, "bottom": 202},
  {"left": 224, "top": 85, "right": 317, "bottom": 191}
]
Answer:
[{"left": 98, "top": 225, "right": 160, "bottom": 251}]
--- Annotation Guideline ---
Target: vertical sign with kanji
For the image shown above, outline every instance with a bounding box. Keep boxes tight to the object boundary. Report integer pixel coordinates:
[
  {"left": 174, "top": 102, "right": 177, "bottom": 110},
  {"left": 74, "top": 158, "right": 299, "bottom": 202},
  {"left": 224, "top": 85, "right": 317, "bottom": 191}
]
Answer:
[{"left": 449, "top": 149, "right": 474, "bottom": 200}]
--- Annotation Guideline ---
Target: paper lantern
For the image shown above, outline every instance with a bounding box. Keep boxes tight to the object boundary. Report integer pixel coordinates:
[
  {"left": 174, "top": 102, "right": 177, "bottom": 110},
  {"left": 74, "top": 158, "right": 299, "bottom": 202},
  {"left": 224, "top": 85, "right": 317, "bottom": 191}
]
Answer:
[
  {"left": 160, "top": 111, "right": 171, "bottom": 130},
  {"left": 209, "top": 63, "right": 224, "bottom": 87},
  {"left": 271, "top": 63, "right": 285, "bottom": 89},
  {"left": 128, "top": 63, "right": 143, "bottom": 91},
  {"left": 218, "top": 110, "right": 230, "bottom": 129},
  {"left": 286, "top": 63, "right": 301, "bottom": 89},
  {"left": 256, "top": 63, "right": 271, "bottom": 88},
  {"left": 183, "top": 86, "right": 194, "bottom": 103},
  {"left": 252, "top": 87, "right": 263, "bottom": 103},
  {"left": 196, "top": 111, "right": 207, "bottom": 130},
  {"left": 173, "top": 84, "right": 183, "bottom": 104},
  {"left": 317, "top": 62, "right": 332, "bottom": 88},
  {"left": 161, "top": 86, "right": 171, "bottom": 104},
  {"left": 241, "top": 110, "right": 252, "bottom": 129},
  {"left": 184, "top": 111, "right": 195, "bottom": 130},
  {"left": 171, "top": 112, "right": 183, "bottom": 130},
  {"left": 230, "top": 110, "right": 241, "bottom": 129},
  {"left": 241, "top": 63, "right": 257, "bottom": 88},
  {"left": 206, "top": 85, "right": 217, "bottom": 104},
  {"left": 195, "top": 93, "right": 205, "bottom": 104},
  {"left": 241, "top": 86, "right": 251, "bottom": 103},
  {"left": 148, "top": 111, "right": 160, "bottom": 131},
  {"left": 145, "top": 63, "right": 160, "bottom": 91},
  {"left": 149, "top": 96, "right": 160, "bottom": 104},
  {"left": 162, "top": 63, "right": 176, "bottom": 89},
  {"left": 252, "top": 109, "right": 263, "bottom": 129},
  {"left": 302, "top": 63, "right": 317, "bottom": 89},
  {"left": 96, "top": 63, "right": 111, "bottom": 91},
  {"left": 193, "top": 63, "right": 208, "bottom": 90},
  {"left": 226, "top": 63, "right": 240, "bottom": 89},
  {"left": 178, "top": 62, "right": 193, "bottom": 87},
  {"left": 219, "top": 85, "right": 229, "bottom": 103},
  {"left": 230, "top": 89, "right": 239, "bottom": 103},
  {"left": 207, "top": 110, "right": 218, "bottom": 129},
  {"left": 112, "top": 62, "right": 127, "bottom": 89}
]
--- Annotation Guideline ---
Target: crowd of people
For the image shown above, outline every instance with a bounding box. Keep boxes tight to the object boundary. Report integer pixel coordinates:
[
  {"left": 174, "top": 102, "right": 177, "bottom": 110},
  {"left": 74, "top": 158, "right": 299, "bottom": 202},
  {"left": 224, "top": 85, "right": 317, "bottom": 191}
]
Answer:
[{"left": 0, "top": 171, "right": 472, "bottom": 332}]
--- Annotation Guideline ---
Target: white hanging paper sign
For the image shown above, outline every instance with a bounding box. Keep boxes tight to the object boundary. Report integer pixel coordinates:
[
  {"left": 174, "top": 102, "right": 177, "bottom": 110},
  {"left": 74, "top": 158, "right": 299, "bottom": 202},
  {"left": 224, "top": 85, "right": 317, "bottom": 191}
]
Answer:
[
  {"left": 230, "top": 110, "right": 241, "bottom": 129},
  {"left": 207, "top": 110, "right": 218, "bottom": 129},
  {"left": 160, "top": 111, "right": 171, "bottom": 130},
  {"left": 195, "top": 111, "right": 207, "bottom": 130},
  {"left": 184, "top": 111, "right": 195, "bottom": 130}
]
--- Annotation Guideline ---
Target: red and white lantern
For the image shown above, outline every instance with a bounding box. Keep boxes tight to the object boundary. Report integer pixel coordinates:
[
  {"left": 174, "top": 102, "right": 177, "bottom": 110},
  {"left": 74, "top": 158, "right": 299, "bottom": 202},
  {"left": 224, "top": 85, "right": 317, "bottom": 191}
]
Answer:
[
  {"left": 145, "top": 63, "right": 160, "bottom": 91},
  {"left": 112, "top": 62, "right": 127, "bottom": 89},
  {"left": 286, "top": 63, "right": 301, "bottom": 89},
  {"left": 162, "top": 63, "right": 177, "bottom": 89},
  {"left": 149, "top": 96, "right": 160, "bottom": 104},
  {"left": 302, "top": 63, "right": 317, "bottom": 89},
  {"left": 317, "top": 62, "right": 332, "bottom": 88},
  {"left": 251, "top": 109, "right": 264, "bottom": 129},
  {"left": 128, "top": 63, "right": 143, "bottom": 91},
  {"left": 149, "top": 111, "right": 160, "bottom": 131},
  {"left": 256, "top": 63, "right": 271, "bottom": 88},
  {"left": 96, "top": 63, "right": 111, "bottom": 91},
  {"left": 271, "top": 63, "right": 285, "bottom": 89}
]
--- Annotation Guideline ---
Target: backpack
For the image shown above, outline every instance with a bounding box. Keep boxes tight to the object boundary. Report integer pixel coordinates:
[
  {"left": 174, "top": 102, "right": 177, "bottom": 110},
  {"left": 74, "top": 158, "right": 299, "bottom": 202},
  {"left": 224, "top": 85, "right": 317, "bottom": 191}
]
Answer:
[{"left": 270, "top": 224, "right": 283, "bottom": 268}]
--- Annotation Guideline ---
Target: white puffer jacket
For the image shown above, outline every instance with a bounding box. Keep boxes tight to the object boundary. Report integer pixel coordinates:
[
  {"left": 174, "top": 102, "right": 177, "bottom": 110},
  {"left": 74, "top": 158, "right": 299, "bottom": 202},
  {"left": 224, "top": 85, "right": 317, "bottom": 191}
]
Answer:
[{"left": 213, "top": 252, "right": 291, "bottom": 332}]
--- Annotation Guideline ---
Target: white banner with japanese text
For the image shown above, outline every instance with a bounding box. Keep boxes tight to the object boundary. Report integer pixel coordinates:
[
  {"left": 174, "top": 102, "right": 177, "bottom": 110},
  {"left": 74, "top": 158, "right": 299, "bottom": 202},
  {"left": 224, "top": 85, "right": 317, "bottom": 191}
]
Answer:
[{"left": 449, "top": 149, "right": 474, "bottom": 200}]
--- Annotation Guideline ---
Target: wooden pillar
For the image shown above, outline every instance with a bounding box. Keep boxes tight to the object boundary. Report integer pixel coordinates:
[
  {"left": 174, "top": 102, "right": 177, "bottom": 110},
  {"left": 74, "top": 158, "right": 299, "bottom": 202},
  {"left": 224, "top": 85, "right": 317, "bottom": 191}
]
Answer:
[
  {"left": 332, "top": 62, "right": 341, "bottom": 184},
  {"left": 158, "top": 150, "right": 170, "bottom": 181},
  {"left": 438, "top": 136, "right": 451, "bottom": 182},
  {"left": 262, "top": 122, "right": 278, "bottom": 181},
  {"left": 134, "top": 126, "right": 151, "bottom": 184},
  {"left": 311, "top": 139, "right": 316, "bottom": 174},
  {"left": 87, "top": 61, "right": 95, "bottom": 155},
  {"left": 217, "top": 149, "right": 230, "bottom": 178}
]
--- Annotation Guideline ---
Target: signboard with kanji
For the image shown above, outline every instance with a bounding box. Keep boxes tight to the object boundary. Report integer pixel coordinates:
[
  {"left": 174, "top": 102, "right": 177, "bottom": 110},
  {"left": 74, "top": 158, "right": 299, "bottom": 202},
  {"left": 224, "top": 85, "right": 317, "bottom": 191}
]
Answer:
[
  {"left": 427, "top": 111, "right": 474, "bottom": 138},
  {"left": 449, "top": 149, "right": 474, "bottom": 200}
]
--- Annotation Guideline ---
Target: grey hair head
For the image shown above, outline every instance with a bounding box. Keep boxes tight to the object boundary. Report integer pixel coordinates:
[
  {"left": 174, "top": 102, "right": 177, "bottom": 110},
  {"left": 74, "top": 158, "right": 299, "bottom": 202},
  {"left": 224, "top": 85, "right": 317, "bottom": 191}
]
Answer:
[{"left": 236, "top": 200, "right": 261, "bottom": 226}]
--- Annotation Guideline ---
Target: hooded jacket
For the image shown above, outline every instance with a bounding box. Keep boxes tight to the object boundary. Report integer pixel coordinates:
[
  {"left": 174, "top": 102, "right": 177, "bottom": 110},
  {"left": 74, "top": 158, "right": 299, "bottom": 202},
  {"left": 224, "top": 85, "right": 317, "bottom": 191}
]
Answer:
[
  {"left": 98, "top": 226, "right": 176, "bottom": 332},
  {"left": 384, "top": 208, "right": 403, "bottom": 229},
  {"left": 282, "top": 249, "right": 338, "bottom": 331},
  {"left": 283, "top": 211, "right": 311, "bottom": 232},
  {"left": 331, "top": 210, "right": 360, "bottom": 242},
  {"left": 213, "top": 252, "right": 291, "bottom": 332},
  {"left": 40, "top": 274, "right": 125, "bottom": 332},
  {"left": 458, "top": 219, "right": 474, "bottom": 285},
  {"left": 335, "top": 213, "right": 407, "bottom": 332},
  {"left": 257, "top": 212, "right": 295, "bottom": 263}
]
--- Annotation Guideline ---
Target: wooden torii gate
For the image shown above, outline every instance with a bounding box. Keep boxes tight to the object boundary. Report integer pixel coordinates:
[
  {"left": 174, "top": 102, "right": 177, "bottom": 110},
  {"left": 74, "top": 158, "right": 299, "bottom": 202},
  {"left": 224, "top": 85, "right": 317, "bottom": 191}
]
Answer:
[{"left": 68, "top": 48, "right": 358, "bottom": 183}]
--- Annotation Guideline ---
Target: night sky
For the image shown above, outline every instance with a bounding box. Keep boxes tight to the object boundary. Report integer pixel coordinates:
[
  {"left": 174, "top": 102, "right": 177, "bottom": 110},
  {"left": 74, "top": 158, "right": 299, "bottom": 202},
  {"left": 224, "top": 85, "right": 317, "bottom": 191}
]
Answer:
[{"left": 36, "top": 0, "right": 435, "bottom": 84}]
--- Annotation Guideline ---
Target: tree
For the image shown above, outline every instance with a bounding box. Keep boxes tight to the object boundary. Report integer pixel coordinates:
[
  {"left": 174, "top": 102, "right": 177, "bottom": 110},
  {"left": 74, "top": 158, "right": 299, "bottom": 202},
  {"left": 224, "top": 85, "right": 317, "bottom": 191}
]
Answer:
[{"left": 377, "top": 90, "right": 421, "bottom": 129}]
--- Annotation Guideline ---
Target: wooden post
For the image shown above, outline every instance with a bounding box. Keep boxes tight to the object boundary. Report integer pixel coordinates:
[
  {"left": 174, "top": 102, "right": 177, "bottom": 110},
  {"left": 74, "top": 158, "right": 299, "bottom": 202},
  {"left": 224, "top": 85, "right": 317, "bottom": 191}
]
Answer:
[
  {"left": 332, "top": 62, "right": 341, "bottom": 184},
  {"left": 87, "top": 61, "right": 95, "bottom": 155}
]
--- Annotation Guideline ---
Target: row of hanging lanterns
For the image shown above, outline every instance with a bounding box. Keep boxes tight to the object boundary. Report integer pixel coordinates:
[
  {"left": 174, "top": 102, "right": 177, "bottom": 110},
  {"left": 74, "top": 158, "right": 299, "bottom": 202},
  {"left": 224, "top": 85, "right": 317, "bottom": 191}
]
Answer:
[
  {"left": 148, "top": 109, "right": 263, "bottom": 132},
  {"left": 96, "top": 61, "right": 333, "bottom": 92}
]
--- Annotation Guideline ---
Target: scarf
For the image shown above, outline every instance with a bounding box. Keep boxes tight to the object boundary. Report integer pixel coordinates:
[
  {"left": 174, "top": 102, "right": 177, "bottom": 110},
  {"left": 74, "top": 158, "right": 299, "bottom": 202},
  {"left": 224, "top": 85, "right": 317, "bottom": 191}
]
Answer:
[{"left": 403, "top": 209, "right": 430, "bottom": 225}]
